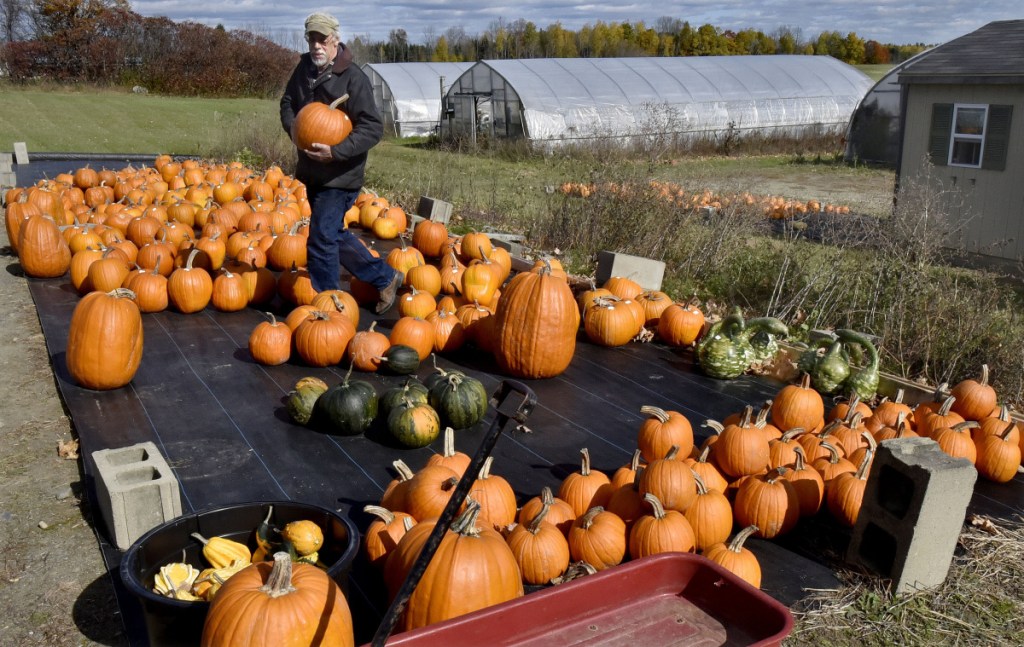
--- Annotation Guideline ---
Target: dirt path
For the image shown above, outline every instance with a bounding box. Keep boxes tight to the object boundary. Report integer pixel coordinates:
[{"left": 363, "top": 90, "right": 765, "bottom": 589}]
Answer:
[{"left": 0, "top": 225, "right": 126, "bottom": 645}]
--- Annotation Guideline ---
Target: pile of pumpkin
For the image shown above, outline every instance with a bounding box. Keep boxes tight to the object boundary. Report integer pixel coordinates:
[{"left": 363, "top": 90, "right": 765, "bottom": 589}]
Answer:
[
  {"left": 284, "top": 360, "right": 489, "bottom": 449},
  {"left": 558, "top": 179, "right": 852, "bottom": 219},
  {"left": 359, "top": 364, "right": 1022, "bottom": 631}
]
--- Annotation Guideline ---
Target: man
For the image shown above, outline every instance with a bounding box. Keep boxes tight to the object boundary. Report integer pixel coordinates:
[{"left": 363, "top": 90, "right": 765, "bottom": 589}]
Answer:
[{"left": 280, "top": 12, "right": 402, "bottom": 314}]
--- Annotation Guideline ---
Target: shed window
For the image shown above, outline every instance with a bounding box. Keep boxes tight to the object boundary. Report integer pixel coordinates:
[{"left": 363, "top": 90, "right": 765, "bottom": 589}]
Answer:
[{"left": 948, "top": 104, "right": 987, "bottom": 167}]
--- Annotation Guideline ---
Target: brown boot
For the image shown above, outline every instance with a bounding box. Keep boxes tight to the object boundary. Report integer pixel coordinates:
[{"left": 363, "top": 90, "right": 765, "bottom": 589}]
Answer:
[{"left": 375, "top": 272, "right": 403, "bottom": 314}]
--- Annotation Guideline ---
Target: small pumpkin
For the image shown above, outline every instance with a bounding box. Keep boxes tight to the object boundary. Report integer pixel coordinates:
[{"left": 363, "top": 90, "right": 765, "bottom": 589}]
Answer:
[
  {"left": 567, "top": 506, "right": 627, "bottom": 571},
  {"left": 388, "top": 398, "right": 441, "bottom": 448},
  {"left": 378, "top": 344, "right": 421, "bottom": 375},
  {"left": 558, "top": 448, "right": 615, "bottom": 517},
  {"left": 704, "top": 525, "right": 762, "bottom": 589},
  {"left": 312, "top": 366, "right": 379, "bottom": 436},
  {"left": 286, "top": 382, "right": 327, "bottom": 426},
  {"left": 291, "top": 95, "right": 353, "bottom": 150},
  {"left": 428, "top": 368, "right": 489, "bottom": 429},
  {"left": 363, "top": 505, "right": 416, "bottom": 569},
  {"left": 506, "top": 494, "right": 571, "bottom": 585},
  {"left": 248, "top": 312, "right": 292, "bottom": 366},
  {"left": 280, "top": 520, "right": 324, "bottom": 557},
  {"left": 628, "top": 492, "right": 696, "bottom": 559}
]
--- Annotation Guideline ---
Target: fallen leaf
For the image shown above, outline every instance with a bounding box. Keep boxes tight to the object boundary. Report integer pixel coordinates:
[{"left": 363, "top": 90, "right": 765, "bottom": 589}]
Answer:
[
  {"left": 968, "top": 513, "right": 999, "bottom": 535},
  {"left": 58, "top": 439, "right": 79, "bottom": 460}
]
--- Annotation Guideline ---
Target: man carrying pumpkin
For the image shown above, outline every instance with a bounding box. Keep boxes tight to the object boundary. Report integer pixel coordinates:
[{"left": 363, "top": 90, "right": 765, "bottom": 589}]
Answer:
[{"left": 280, "top": 12, "right": 402, "bottom": 314}]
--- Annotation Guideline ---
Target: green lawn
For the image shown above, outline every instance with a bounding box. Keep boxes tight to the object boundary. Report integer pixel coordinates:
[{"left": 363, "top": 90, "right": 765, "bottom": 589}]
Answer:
[{"left": 0, "top": 84, "right": 276, "bottom": 155}]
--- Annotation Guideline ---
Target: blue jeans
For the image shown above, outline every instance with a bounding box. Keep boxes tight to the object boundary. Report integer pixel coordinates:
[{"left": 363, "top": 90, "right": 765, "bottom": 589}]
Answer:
[{"left": 305, "top": 186, "right": 397, "bottom": 292}]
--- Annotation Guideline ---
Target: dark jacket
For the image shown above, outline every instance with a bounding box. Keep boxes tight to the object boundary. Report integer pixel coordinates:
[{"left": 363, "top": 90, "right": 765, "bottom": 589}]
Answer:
[{"left": 280, "top": 44, "right": 383, "bottom": 190}]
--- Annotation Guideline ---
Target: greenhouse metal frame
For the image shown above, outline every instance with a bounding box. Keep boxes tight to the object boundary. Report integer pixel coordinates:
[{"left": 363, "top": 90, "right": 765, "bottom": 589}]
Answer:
[
  {"left": 439, "top": 56, "right": 874, "bottom": 147},
  {"left": 362, "top": 62, "right": 474, "bottom": 138}
]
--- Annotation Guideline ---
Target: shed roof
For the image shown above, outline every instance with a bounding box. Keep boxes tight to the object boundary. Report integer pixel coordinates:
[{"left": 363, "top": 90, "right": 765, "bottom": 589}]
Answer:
[{"left": 899, "top": 20, "right": 1024, "bottom": 85}]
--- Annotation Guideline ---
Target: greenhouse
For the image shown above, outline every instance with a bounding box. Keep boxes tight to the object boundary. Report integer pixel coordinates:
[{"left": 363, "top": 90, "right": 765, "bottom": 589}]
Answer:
[
  {"left": 439, "top": 56, "right": 874, "bottom": 147},
  {"left": 843, "top": 51, "right": 930, "bottom": 166},
  {"left": 362, "top": 62, "right": 473, "bottom": 137}
]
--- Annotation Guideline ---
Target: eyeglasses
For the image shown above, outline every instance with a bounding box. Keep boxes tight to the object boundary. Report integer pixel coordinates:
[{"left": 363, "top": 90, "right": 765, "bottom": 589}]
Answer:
[{"left": 307, "top": 34, "right": 333, "bottom": 46}]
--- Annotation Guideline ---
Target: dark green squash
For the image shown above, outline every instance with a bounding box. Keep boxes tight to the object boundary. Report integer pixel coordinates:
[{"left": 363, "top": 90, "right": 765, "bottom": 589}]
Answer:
[
  {"left": 387, "top": 398, "right": 441, "bottom": 448},
  {"left": 380, "top": 344, "right": 421, "bottom": 375},
  {"left": 312, "top": 366, "right": 378, "bottom": 436},
  {"left": 429, "top": 371, "right": 488, "bottom": 429},
  {"left": 380, "top": 377, "right": 430, "bottom": 418},
  {"left": 286, "top": 383, "right": 327, "bottom": 426}
]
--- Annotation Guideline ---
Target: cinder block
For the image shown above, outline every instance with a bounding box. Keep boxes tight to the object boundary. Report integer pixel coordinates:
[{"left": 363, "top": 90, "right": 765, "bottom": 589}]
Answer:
[
  {"left": 92, "top": 442, "right": 182, "bottom": 550},
  {"left": 407, "top": 213, "right": 425, "bottom": 232},
  {"left": 595, "top": 250, "right": 665, "bottom": 292},
  {"left": 0, "top": 159, "right": 12, "bottom": 173},
  {"left": 0, "top": 152, "right": 12, "bottom": 165},
  {"left": 489, "top": 232, "right": 526, "bottom": 259},
  {"left": 417, "top": 195, "right": 452, "bottom": 224},
  {"left": 0, "top": 171, "right": 16, "bottom": 189},
  {"left": 14, "top": 142, "right": 29, "bottom": 165},
  {"left": 847, "top": 438, "right": 976, "bottom": 593}
]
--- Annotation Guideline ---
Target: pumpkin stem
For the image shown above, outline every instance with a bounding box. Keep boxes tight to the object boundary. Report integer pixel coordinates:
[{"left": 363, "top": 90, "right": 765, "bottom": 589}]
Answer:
[
  {"left": 951, "top": 420, "right": 980, "bottom": 433},
  {"left": 937, "top": 395, "right": 957, "bottom": 416},
  {"left": 780, "top": 426, "right": 806, "bottom": 442},
  {"left": 820, "top": 441, "right": 841, "bottom": 464},
  {"left": 697, "top": 445, "right": 713, "bottom": 463},
  {"left": 739, "top": 405, "right": 754, "bottom": 428},
  {"left": 526, "top": 497, "right": 550, "bottom": 534},
  {"left": 190, "top": 532, "right": 210, "bottom": 546},
  {"left": 639, "top": 405, "right": 670, "bottom": 424},
  {"left": 855, "top": 447, "right": 873, "bottom": 480},
  {"left": 541, "top": 486, "right": 555, "bottom": 506},
  {"left": 703, "top": 419, "right": 725, "bottom": 435},
  {"left": 579, "top": 448, "right": 592, "bottom": 476},
  {"left": 392, "top": 459, "right": 414, "bottom": 481},
  {"left": 1000, "top": 421, "right": 1017, "bottom": 441},
  {"left": 792, "top": 445, "right": 807, "bottom": 470},
  {"left": 260, "top": 552, "right": 298, "bottom": 598},
  {"left": 579, "top": 506, "right": 603, "bottom": 529},
  {"left": 979, "top": 364, "right": 990, "bottom": 387},
  {"left": 629, "top": 448, "right": 642, "bottom": 472},
  {"left": 664, "top": 445, "right": 680, "bottom": 461},
  {"left": 450, "top": 498, "right": 482, "bottom": 537},
  {"left": 442, "top": 426, "right": 457, "bottom": 458},
  {"left": 692, "top": 469, "right": 708, "bottom": 495},
  {"left": 755, "top": 400, "right": 772, "bottom": 427},
  {"left": 729, "top": 525, "right": 760, "bottom": 552},
  {"left": 478, "top": 455, "right": 495, "bottom": 479},
  {"left": 328, "top": 93, "right": 350, "bottom": 109},
  {"left": 364, "top": 505, "right": 396, "bottom": 525},
  {"left": 642, "top": 492, "right": 667, "bottom": 519}
]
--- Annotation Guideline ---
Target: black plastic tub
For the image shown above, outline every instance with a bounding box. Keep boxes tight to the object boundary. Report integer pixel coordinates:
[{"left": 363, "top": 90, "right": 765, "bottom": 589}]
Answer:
[{"left": 120, "top": 500, "right": 359, "bottom": 647}]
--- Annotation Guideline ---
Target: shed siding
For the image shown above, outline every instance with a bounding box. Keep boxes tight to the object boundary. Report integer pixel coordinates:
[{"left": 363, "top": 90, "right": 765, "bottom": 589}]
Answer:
[{"left": 900, "top": 84, "right": 1024, "bottom": 260}]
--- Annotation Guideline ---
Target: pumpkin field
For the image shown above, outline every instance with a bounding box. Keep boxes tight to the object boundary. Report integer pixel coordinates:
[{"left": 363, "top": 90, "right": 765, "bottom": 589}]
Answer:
[{"left": 1, "top": 87, "right": 1023, "bottom": 646}]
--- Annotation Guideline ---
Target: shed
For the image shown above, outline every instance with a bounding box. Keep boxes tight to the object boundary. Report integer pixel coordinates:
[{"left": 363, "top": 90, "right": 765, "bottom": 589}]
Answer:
[
  {"left": 843, "top": 50, "right": 930, "bottom": 167},
  {"left": 439, "top": 56, "right": 873, "bottom": 147},
  {"left": 896, "top": 20, "right": 1024, "bottom": 262},
  {"left": 362, "top": 62, "right": 473, "bottom": 137}
]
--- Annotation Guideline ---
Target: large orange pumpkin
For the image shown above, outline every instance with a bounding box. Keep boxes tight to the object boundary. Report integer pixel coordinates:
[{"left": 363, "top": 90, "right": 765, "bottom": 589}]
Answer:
[
  {"left": 18, "top": 215, "right": 72, "bottom": 278},
  {"left": 201, "top": 552, "right": 354, "bottom": 647},
  {"left": 66, "top": 288, "right": 144, "bottom": 390},
  {"left": 291, "top": 96, "right": 353, "bottom": 150},
  {"left": 492, "top": 261, "right": 579, "bottom": 379},
  {"left": 402, "top": 502, "right": 523, "bottom": 631}
]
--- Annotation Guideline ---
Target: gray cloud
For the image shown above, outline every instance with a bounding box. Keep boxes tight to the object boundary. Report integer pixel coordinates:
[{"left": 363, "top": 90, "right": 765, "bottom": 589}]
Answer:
[{"left": 129, "top": 0, "right": 1020, "bottom": 46}]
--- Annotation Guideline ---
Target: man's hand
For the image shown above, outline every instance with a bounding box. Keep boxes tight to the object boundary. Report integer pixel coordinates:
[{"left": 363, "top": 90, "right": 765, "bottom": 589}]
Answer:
[{"left": 303, "top": 142, "right": 333, "bottom": 163}]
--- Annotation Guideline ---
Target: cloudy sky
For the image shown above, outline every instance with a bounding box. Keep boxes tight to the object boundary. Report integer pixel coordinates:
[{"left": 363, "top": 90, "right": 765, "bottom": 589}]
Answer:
[{"left": 129, "top": 1, "right": 1019, "bottom": 48}]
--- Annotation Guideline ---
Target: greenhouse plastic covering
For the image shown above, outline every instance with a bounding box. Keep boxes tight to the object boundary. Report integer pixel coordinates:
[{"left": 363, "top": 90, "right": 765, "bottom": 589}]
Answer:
[
  {"left": 447, "top": 56, "right": 873, "bottom": 145},
  {"left": 363, "top": 62, "right": 473, "bottom": 137},
  {"left": 844, "top": 51, "right": 930, "bottom": 166}
]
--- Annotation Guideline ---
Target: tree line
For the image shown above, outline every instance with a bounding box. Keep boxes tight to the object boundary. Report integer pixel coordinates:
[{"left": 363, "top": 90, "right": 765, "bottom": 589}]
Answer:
[
  {"left": 2, "top": 2, "right": 928, "bottom": 97},
  {"left": 349, "top": 18, "right": 927, "bottom": 66},
  {"left": 0, "top": 0, "right": 296, "bottom": 97}
]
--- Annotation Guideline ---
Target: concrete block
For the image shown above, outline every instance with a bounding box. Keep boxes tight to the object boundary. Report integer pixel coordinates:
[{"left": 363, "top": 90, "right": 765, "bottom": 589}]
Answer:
[
  {"left": 0, "top": 171, "right": 16, "bottom": 190},
  {"left": 92, "top": 442, "right": 182, "bottom": 550},
  {"left": 0, "top": 159, "right": 12, "bottom": 173},
  {"left": 489, "top": 232, "right": 526, "bottom": 259},
  {"left": 0, "top": 152, "right": 12, "bottom": 164},
  {"left": 407, "top": 213, "right": 425, "bottom": 232},
  {"left": 417, "top": 195, "right": 452, "bottom": 224},
  {"left": 847, "top": 437, "right": 976, "bottom": 593},
  {"left": 14, "top": 142, "right": 29, "bottom": 165},
  {"left": 595, "top": 250, "right": 665, "bottom": 292}
]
